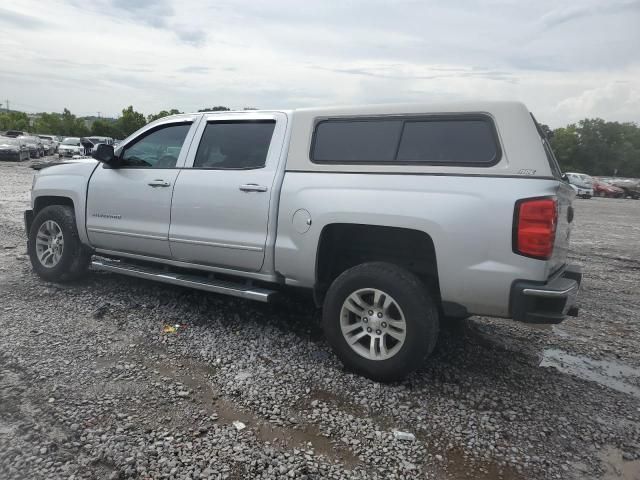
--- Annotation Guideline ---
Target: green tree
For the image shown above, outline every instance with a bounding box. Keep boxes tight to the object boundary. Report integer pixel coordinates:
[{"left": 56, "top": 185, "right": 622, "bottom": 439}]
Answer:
[
  {"left": 147, "top": 108, "right": 181, "bottom": 123},
  {"left": 0, "top": 111, "right": 31, "bottom": 131},
  {"left": 197, "top": 106, "right": 230, "bottom": 112},
  {"left": 91, "top": 119, "right": 121, "bottom": 138},
  {"left": 550, "top": 125, "right": 580, "bottom": 171},
  {"left": 33, "top": 112, "right": 63, "bottom": 134},
  {"left": 549, "top": 119, "right": 640, "bottom": 177},
  {"left": 539, "top": 123, "right": 554, "bottom": 139},
  {"left": 56, "top": 109, "right": 90, "bottom": 137},
  {"left": 115, "top": 106, "right": 146, "bottom": 138}
]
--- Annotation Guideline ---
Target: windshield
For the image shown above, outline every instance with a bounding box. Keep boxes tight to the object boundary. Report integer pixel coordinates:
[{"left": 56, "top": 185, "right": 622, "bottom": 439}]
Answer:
[
  {"left": 62, "top": 137, "right": 81, "bottom": 146},
  {"left": 0, "top": 138, "right": 19, "bottom": 146}
]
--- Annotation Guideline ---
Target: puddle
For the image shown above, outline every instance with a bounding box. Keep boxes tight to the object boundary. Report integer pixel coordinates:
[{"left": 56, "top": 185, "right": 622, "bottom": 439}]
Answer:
[
  {"left": 552, "top": 325, "right": 572, "bottom": 338},
  {"left": 540, "top": 349, "right": 640, "bottom": 399},
  {"left": 599, "top": 446, "right": 640, "bottom": 480}
]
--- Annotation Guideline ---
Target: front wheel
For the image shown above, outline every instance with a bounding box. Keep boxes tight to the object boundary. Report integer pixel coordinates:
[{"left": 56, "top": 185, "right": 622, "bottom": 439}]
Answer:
[
  {"left": 323, "top": 262, "right": 439, "bottom": 382},
  {"left": 28, "top": 205, "right": 92, "bottom": 282}
]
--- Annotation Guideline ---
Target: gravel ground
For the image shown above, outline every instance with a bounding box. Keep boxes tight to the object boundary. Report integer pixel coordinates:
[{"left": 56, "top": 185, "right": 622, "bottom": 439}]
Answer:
[{"left": 1, "top": 159, "right": 639, "bottom": 480}]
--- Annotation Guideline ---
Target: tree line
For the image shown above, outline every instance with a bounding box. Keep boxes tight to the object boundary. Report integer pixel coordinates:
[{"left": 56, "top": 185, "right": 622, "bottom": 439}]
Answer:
[
  {"left": 0, "top": 105, "right": 243, "bottom": 140},
  {"left": 2, "top": 107, "right": 638, "bottom": 177},
  {"left": 0, "top": 106, "right": 207, "bottom": 140},
  {"left": 545, "top": 119, "right": 640, "bottom": 178}
]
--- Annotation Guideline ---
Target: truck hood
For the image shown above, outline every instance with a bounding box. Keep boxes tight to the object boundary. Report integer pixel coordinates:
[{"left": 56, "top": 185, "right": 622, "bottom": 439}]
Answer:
[{"left": 32, "top": 158, "right": 99, "bottom": 176}]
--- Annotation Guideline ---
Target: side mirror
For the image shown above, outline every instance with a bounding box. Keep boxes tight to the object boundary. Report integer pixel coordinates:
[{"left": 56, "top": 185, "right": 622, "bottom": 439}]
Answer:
[
  {"left": 92, "top": 143, "right": 116, "bottom": 164},
  {"left": 561, "top": 173, "right": 568, "bottom": 182}
]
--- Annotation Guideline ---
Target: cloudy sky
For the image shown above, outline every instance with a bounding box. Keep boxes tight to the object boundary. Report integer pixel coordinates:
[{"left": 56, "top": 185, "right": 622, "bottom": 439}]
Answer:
[{"left": 1, "top": 0, "right": 639, "bottom": 126}]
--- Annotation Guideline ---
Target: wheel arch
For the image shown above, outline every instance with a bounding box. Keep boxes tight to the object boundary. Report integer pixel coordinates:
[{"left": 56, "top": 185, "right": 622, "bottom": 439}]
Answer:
[
  {"left": 314, "top": 223, "right": 440, "bottom": 307},
  {"left": 31, "top": 192, "right": 90, "bottom": 245},
  {"left": 33, "top": 195, "right": 75, "bottom": 215}
]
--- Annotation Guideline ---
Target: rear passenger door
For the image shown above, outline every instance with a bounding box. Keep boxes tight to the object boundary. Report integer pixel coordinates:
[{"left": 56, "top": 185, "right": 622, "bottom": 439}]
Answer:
[{"left": 169, "top": 113, "right": 287, "bottom": 272}]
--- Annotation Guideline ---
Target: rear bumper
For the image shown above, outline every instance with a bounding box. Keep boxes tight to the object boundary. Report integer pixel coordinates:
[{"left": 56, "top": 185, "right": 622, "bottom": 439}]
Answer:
[{"left": 510, "top": 264, "right": 582, "bottom": 324}]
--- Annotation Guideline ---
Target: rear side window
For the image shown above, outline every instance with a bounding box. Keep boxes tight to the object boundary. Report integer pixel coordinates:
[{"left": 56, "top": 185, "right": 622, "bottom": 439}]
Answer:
[
  {"left": 193, "top": 121, "right": 275, "bottom": 169},
  {"left": 397, "top": 119, "right": 497, "bottom": 163},
  {"left": 311, "top": 115, "right": 500, "bottom": 165},
  {"left": 312, "top": 120, "right": 402, "bottom": 162}
]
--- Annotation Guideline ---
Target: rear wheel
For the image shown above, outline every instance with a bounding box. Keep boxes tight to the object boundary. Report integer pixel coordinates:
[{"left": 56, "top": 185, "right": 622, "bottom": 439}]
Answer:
[
  {"left": 28, "top": 205, "right": 92, "bottom": 282},
  {"left": 323, "top": 262, "right": 439, "bottom": 382}
]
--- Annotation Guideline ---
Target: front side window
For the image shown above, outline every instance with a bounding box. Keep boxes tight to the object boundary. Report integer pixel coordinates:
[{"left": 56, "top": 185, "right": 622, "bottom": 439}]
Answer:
[
  {"left": 193, "top": 121, "right": 275, "bottom": 169},
  {"left": 120, "top": 123, "right": 191, "bottom": 168},
  {"left": 311, "top": 115, "right": 500, "bottom": 165}
]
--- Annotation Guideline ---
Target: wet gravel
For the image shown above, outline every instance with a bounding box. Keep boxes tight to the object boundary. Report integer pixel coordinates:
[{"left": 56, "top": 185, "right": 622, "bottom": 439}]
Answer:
[{"left": 1, "top": 160, "right": 639, "bottom": 479}]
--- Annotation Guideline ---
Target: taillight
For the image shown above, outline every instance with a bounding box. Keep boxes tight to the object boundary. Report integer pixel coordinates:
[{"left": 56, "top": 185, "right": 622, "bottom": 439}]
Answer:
[{"left": 513, "top": 197, "right": 558, "bottom": 260}]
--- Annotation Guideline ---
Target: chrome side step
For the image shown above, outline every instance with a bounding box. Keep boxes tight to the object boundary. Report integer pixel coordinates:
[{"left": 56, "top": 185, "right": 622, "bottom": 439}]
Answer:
[{"left": 91, "top": 259, "right": 276, "bottom": 303}]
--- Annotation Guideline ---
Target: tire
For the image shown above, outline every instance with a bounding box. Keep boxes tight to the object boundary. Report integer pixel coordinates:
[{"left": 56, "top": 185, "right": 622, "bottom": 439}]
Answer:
[
  {"left": 322, "top": 262, "right": 439, "bottom": 382},
  {"left": 28, "top": 205, "right": 92, "bottom": 282}
]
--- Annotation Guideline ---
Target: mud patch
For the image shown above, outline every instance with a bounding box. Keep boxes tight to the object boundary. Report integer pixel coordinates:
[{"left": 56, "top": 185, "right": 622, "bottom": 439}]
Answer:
[
  {"left": 599, "top": 446, "right": 640, "bottom": 480},
  {"left": 141, "top": 349, "right": 362, "bottom": 469}
]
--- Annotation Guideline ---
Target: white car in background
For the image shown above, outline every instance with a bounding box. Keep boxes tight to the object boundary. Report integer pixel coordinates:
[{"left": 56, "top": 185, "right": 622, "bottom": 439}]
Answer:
[
  {"left": 565, "top": 172, "right": 594, "bottom": 199},
  {"left": 58, "top": 137, "right": 84, "bottom": 158},
  {"left": 38, "top": 135, "right": 60, "bottom": 154}
]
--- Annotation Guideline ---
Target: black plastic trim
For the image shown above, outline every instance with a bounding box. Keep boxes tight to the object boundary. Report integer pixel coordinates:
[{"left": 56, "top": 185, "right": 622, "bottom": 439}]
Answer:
[
  {"left": 285, "top": 170, "right": 556, "bottom": 180},
  {"left": 24, "top": 209, "right": 34, "bottom": 236},
  {"left": 441, "top": 301, "right": 470, "bottom": 319},
  {"left": 509, "top": 264, "right": 582, "bottom": 324}
]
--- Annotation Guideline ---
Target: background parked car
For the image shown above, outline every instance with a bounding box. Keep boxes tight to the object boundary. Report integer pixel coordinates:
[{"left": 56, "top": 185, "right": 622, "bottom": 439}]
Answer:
[
  {"left": 38, "top": 137, "right": 56, "bottom": 156},
  {"left": 19, "top": 136, "right": 44, "bottom": 158},
  {"left": 38, "top": 135, "right": 59, "bottom": 153},
  {"left": 565, "top": 172, "right": 594, "bottom": 199},
  {"left": 81, "top": 136, "right": 113, "bottom": 155},
  {"left": 608, "top": 178, "right": 640, "bottom": 199},
  {"left": 4, "top": 130, "right": 30, "bottom": 138},
  {"left": 592, "top": 179, "right": 625, "bottom": 198},
  {"left": 58, "top": 137, "right": 84, "bottom": 158},
  {"left": 0, "top": 136, "right": 30, "bottom": 161}
]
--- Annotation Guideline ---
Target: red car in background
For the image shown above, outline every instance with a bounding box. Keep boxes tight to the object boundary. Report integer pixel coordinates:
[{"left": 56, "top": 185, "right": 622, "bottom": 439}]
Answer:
[{"left": 593, "top": 180, "right": 625, "bottom": 198}]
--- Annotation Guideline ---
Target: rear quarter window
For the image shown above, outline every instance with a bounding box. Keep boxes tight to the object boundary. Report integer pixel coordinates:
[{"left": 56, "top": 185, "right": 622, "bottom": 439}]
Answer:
[{"left": 311, "top": 115, "right": 500, "bottom": 166}]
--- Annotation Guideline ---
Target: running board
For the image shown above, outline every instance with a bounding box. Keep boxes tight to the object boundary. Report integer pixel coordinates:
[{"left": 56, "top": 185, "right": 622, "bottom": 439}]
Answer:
[{"left": 91, "top": 259, "right": 276, "bottom": 302}]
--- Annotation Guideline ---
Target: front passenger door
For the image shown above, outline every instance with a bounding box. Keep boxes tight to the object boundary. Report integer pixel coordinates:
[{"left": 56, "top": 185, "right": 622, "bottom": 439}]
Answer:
[{"left": 86, "top": 118, "right": 200, "bottom": 258}]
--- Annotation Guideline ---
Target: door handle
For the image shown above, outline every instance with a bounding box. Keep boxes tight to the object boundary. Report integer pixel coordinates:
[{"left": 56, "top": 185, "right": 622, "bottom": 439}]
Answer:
[
  {"left": 239, "top": 184, "right": 268, "bottom": 193},
  {"left": 148, "top": 179, "right": 171, "bottom": 187}
]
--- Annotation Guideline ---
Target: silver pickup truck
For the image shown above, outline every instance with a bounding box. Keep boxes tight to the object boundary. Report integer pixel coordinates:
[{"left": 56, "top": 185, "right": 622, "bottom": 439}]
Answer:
[{"left": 24, "top": 101, "right": 582, "bottom": 381}]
